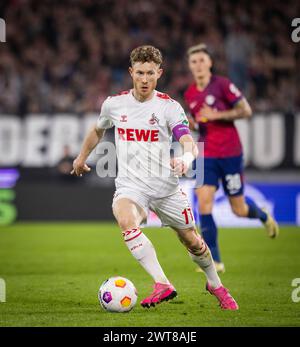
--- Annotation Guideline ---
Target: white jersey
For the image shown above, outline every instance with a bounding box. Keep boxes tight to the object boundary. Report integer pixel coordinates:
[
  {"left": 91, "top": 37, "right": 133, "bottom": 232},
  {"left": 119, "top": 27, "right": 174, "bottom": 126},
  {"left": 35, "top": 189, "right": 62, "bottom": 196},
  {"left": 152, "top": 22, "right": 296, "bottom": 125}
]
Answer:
[{"left": 96, "top": 89, "right": 189, "bottom": 198}]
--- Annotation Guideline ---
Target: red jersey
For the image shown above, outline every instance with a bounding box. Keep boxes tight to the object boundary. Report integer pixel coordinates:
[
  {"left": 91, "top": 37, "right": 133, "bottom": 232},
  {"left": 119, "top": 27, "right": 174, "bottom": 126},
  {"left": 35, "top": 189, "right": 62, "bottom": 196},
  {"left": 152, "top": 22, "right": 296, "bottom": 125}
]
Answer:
[{"left": 184, "top": 75, "right": 243, "bottom": 158}]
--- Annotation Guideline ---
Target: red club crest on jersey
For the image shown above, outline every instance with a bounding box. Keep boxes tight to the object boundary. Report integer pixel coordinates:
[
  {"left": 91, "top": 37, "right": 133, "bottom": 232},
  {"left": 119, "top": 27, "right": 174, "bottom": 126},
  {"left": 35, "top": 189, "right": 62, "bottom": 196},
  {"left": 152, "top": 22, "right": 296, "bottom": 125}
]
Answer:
[{"left": 149, "top": 113, "right": 159, "bottom": 125}]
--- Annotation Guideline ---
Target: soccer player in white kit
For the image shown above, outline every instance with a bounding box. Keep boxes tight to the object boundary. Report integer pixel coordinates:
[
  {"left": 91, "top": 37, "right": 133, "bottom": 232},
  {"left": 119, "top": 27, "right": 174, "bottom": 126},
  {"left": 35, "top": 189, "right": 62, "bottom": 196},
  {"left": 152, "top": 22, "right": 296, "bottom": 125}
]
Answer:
[{"left": 72, "top": 46, "right": 238, "bottom": 310}]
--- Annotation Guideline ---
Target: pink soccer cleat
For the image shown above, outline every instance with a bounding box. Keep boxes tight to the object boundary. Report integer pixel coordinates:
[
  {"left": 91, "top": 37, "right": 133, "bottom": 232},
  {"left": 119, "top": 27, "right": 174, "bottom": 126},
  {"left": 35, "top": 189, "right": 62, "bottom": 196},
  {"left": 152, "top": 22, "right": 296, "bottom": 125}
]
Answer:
[
  {"left": 141, "top": 282, "right": 177, "bottom": 308},
  {"left": 206, "top": 282, "right": 239, "bottom": 310}
]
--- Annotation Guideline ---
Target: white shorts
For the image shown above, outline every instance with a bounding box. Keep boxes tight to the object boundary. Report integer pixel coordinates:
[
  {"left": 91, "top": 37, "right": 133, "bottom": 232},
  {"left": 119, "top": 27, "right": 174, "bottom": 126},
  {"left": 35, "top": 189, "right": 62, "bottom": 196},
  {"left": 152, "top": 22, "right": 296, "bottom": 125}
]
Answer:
[{"left": 112, "top": 187, "right": 195, "bottom": 230}]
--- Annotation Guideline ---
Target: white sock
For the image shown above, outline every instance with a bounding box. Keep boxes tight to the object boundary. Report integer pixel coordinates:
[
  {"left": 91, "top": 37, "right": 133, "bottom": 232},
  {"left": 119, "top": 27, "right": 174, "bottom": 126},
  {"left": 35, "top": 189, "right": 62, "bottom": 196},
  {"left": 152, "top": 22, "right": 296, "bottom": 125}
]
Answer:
[
  {"left": 123, "top": 228, "right": 170, "bottom": 285},
  {"left": 189, "top": 242, "right": 222, "bottom": 289}
]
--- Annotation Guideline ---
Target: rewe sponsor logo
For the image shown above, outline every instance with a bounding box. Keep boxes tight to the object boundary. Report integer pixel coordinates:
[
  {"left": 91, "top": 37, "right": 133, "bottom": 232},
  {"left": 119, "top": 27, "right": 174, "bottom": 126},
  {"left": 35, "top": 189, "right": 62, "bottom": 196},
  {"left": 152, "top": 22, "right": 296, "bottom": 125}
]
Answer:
[{"left": 117, "top": 128, "right": 159, "bottom": 142}]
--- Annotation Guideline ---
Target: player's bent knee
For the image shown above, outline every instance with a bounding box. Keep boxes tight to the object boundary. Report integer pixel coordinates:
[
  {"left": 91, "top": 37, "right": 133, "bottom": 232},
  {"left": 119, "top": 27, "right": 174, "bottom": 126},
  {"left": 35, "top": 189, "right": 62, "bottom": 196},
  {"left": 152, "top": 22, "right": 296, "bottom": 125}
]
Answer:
[
  {"left": 177, "top": 227, "right": 205, "bottom": 255},
  {"left": 196, "top": 191, "right": 214, "bottom": 214},
  {"left": 200, "top": 204, "right": 213, "bottom": 215},
  {"left": 231, "top": 205, "right": 247, "bottom": 217},
  {"left": 188, "top": 237, "right": 207, "bottom": 256},
  {"left": 188, "top": 241, "right": 201, "bottom": 254},
  {"left": 117, "top": 216, "right": 138, "bottom": 231},
  {"left": 198, "top": 198, "right": 214, "bottom": 214}
]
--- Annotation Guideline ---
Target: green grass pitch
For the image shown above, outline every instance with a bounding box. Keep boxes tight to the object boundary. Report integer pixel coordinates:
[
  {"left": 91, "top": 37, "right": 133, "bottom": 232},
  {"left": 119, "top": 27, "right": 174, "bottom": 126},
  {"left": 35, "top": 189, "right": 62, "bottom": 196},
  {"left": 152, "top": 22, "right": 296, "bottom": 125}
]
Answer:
[{"left": 0, "top": 223, "right": 299, "bottom": 327}]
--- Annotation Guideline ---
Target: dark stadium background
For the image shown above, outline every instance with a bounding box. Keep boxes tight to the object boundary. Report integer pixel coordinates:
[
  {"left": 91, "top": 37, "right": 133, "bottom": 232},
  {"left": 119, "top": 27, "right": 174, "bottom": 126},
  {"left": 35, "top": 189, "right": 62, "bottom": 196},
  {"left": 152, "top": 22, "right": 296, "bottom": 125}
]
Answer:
[{"left": 0, "top": 0, "right": 299, "bottom": 224}]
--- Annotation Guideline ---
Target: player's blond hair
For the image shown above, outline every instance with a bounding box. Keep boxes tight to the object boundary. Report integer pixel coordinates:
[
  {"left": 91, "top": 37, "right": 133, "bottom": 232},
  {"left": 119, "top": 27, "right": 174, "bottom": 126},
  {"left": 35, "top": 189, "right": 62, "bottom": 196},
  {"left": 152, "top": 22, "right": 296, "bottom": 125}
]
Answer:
[
  {"left": 187, "top": 43, "right": 211, "bottom": 57},
  {"left": 130, "top": 45, "right": 163, "bottom": 66}
]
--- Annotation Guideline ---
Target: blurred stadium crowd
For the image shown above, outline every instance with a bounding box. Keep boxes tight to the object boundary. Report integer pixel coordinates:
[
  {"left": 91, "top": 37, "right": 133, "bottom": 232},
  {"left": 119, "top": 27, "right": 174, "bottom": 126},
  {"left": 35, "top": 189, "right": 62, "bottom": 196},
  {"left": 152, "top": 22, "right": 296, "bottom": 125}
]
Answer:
[{"left": 0, "top": 0, "right": 299, "bottom": 116}]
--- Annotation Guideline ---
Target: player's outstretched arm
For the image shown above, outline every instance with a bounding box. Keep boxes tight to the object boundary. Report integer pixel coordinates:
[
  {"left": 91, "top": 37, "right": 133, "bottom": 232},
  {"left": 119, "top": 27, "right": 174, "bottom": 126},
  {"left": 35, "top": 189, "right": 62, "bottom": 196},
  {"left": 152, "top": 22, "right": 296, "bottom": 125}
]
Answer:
[
  {"left": 197, "top": 98, "right": 252, "bottom": 122},
  {"left": 171, "top": 134, "right": 198, "bottom": 176},
  {"left": 218, "top": 98, "right": 252, "bottom": 121},
  {"left": 71, "top": 125, "right": 105, "bottom": 177}
]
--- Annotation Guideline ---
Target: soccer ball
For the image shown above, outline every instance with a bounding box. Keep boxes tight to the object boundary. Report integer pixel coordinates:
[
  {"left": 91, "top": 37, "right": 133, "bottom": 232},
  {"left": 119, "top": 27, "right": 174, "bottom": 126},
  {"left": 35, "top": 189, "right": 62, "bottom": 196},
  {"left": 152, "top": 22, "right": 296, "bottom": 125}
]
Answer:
[{"left": 98, "top": 276, "right": 138, "bottom": 312}]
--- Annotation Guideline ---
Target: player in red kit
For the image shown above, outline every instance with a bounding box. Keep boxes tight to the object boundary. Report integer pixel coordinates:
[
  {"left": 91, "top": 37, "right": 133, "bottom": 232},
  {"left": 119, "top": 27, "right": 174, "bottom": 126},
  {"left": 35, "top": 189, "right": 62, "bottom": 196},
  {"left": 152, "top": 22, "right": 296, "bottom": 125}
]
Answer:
[{"left": 184, "top": 44, "right": 279, "bottom": 273}]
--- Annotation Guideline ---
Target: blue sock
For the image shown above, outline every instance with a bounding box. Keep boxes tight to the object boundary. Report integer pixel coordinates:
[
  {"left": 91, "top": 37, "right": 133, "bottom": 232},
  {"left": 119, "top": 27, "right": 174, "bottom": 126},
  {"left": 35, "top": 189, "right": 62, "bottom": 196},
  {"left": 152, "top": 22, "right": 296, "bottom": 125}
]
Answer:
[
  {"left": 246, "top": 198, "right": 268, "bottom": 222},
  {"left": 200, "top": 214, "right": 221, "bottom": 262}
]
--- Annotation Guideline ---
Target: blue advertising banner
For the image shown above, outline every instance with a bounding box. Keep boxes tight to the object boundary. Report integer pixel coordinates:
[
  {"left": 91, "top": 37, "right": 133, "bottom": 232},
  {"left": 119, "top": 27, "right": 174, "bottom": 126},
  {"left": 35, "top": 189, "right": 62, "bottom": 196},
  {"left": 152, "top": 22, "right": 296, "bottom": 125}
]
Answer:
[{"left": 147, "top": 180, "right": 300, "bottom": 227}]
